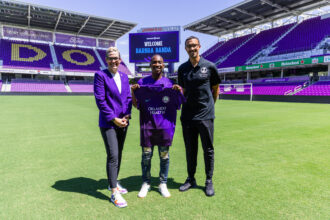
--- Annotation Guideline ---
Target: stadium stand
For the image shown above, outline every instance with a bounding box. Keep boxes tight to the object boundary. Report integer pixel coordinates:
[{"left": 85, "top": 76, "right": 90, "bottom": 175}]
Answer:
[
  {"left": 202, "top": 34, "right": 254, "bottom": 63},
  {"left": 68, "top": 80, "right": 93, "bottom": 93},
  {"left": 247, "top": 76, "right": 309, "bottom": 83},
  {"left": 0, "top": 80, "right": 2, "bottom": 91},
  {"left": 222, "top": 80, "right": 244, "bottom": 84},
  {"left": 0, "top": 39, "right": 132, "bottom": 75},
  {"left": 97, "top": 49, "right": 132, "bottom": 75},
  {"left": 54, "top": 45, "right": 102, "bottom": 72},
  {"left": 202, "top": 15, "right": 330, "bottom": 68},
  {"left": 218, "top": 24, "right": 294, "bottom": 68},
  {"left": 220, "top": 84, "right": 251, "bottom": 95},
  {"left": 11, "top": 79, "right": 67, "bottom": 92},
  {"left": 287, "top": 76, "right": 310, "bottom": 82},
  {"left": 319, "top": 76, "right": 330, "bottom": 81},
  {"left": 294, "top": 81, "right": 330, "bottom": 96},
  {"left": 270, "top": 16, "right": 330, "bottom": 55},
  {"left": 0, "top": 39, "right": 53, "bottom": 70},
  {"left": 185, "top": 0, "right": 330, "bottom": 103},
  {"left": 201, "top": 41, "right": 224, "bottom": 58},
  {"left": 118, "top": 61, "right": 132, "bottom": 76},
  {"left": 221, "top": 75, "right": 312, "bottom": 96},
  {"left": 220, "top": 82, "right": 306, "bottom": 96},
  {"left": 252, "top": 82, "right": 306, "bottom": 95},
  {"left": 0, "top": 0, "right": 137, "bottom": 95}
]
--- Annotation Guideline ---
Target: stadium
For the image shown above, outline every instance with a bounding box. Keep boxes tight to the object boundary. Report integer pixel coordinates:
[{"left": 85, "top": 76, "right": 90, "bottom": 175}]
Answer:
[{"left": 0, "top": 0, "right": 329, "bottom": 219}]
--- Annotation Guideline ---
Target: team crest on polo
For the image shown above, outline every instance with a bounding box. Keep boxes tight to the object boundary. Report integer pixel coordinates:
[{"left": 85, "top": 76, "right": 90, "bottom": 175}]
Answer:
[
  {"left": 162, "top": 96, "right": 170, "bottom": 103},
  {"left": 199, "top": 66, "right": 208, "bottom": 77}
]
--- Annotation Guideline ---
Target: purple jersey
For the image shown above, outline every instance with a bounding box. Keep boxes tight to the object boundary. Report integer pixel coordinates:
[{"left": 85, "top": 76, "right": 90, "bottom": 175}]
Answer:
[
  {"left": 134, "top": 85, "right": 185, "bottom": 147},
  {"left": 138, "top": 75, "right": 173, "bottom": 88}
]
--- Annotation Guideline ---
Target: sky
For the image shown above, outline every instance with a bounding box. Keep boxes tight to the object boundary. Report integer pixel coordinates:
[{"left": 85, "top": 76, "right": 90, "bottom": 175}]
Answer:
[{"left": 23, "top": 0, "right": 244, "bottom": 71}]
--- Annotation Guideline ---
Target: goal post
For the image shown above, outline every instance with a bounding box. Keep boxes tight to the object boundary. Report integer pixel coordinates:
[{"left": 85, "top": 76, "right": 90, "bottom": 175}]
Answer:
[{"left": 219, "top": 83, "right": 253, "bottom": 101}]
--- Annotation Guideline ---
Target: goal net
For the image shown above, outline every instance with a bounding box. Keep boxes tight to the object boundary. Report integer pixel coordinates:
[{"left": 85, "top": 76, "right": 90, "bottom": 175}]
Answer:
[{"left": 219, "top": 83, "right": 253, "bottom": 101}]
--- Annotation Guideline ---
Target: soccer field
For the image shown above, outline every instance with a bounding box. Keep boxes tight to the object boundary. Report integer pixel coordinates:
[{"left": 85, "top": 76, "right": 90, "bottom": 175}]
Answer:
[{"left": 0, "top": 96, "right": 329, "bottom": 219}]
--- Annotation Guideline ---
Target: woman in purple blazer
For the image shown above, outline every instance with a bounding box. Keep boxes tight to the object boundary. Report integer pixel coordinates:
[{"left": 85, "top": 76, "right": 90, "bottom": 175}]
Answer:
[{"left": 94, "top": 47, "right": 132, "bottom": 208}]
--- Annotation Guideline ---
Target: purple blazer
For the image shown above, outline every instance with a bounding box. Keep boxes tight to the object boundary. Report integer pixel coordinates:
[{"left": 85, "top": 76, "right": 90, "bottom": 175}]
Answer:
[{"left": 94, "top": 68, "right": 132, "bottom": 128}]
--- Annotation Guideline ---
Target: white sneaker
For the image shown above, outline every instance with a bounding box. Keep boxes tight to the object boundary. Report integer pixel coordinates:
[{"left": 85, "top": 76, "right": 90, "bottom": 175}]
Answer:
[
  {"left": 108, "top": 182, "right": 128, "bottom": 194},
  {"left": 138, "top": 182, "right": 150, "bottom": 198},
  {"left": 110, "top": 191, "right": 127, "bottom": 208},
  {"left": 159, "top": 183, "right": 171, "bottom": 198},
  {"left": 117, "top": 182, "right": 128, "bottom": 194}
]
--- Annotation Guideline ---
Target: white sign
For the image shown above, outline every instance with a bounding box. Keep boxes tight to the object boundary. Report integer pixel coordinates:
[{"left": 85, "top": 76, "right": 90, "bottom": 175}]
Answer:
[
  {"left": 138, "top": 26, "right": 180, "bottom": 33},
  {"left": 324, "top": 56, "right": 330, "bottom": 63},
  {"left": 218, "top": 67, "right": 235, "bottom": 73},
  {"left": 0, "top": 68, "right": 37, "bottom": 74}
]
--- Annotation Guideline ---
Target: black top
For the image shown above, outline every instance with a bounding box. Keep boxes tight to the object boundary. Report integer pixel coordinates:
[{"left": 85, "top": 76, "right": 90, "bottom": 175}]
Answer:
[{"left": 178, "top": 57, "right": 221, "bottom": 121}]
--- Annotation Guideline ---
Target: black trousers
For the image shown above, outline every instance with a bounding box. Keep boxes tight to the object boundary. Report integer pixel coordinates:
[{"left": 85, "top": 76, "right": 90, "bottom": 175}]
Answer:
[
  {"left": 100, "top": 127, "right": 128, "bottom": 189},
  {"left": 181, "top": 120, "right": 214, "bottom": 181}
]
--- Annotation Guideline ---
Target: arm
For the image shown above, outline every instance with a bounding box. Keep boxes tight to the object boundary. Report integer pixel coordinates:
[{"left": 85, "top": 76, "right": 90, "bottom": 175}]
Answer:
[
  {"left": 124, "top": 77, "right": 132, "bottom": 117},
  {"left": 94, "top": 72, "right": 116, "bottom": 122},
  {"left": 212, "top": 84, "right": 220, "bottom": 103},
  {"left": 209, "top": 64, "right": 221, "bottom": 103},
  {"left": 131, "top": 84, "right": 140, "bottom": 108},
  {"left": 177, "top": 66, "right": 185, "bottom": 95}
]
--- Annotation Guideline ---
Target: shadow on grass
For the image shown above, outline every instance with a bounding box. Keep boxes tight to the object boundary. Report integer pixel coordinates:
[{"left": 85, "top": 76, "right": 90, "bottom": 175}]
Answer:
[
  {"left": 52, "top": 177, "right": 109, "bottom": 201},
  {"left": 52, "top": 176, "right": 204, "bottom": 200}
]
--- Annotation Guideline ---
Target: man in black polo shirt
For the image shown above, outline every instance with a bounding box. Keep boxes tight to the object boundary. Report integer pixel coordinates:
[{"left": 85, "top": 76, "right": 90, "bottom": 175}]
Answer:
[{"left": 178, "top": 36, "right": 220, "bottom": 196}]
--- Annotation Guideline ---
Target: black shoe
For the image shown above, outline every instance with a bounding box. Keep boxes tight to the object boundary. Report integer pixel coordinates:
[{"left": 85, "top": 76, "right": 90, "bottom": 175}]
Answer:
[
  {"left": 205, "top": 180, "right": 215, "bottom": 197},
  {"left": 179, "top": 178, "right": 197, "bottom": 192}
]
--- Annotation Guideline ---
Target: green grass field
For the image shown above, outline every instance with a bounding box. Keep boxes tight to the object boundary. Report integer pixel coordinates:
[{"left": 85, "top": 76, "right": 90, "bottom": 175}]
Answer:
[{"left": 0, "top": 97, "right": 329, "bottom": 219}]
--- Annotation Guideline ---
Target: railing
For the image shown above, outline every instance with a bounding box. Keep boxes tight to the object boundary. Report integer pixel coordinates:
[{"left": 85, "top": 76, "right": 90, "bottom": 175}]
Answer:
[
  {"left": 202, "top": 41, "right": 224, "bottom": 58},
  {"left": 250, "top": 23, "right": 299, "bottom": 64},
  {"left": 284, "top": 90, "right": 292, "bottom": 95},
  {"left": 294, "top": 85, "right": 302, "bottom": 91},
  {"left": 216, "top": 34, "right": 256, "bottom": 66}
]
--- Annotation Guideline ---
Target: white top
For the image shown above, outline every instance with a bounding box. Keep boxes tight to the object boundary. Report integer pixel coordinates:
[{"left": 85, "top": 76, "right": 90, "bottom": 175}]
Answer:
[{"left": 111, "top": 72, "right": 122, "bottom": 94}]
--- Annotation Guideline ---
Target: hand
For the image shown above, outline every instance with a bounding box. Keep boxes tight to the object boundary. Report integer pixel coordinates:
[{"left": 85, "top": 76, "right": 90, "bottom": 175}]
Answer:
[
  {"left": 172, "top": 84, "right": 183, "bottom": 93},
  {"left": 131, "top": 84, "right": 140, "bottom": 91},
  {"left": 113, "top": 117, "right": 128, "bottom": 128},
  {"left": 124, "top": 114, "right": 131, "bottom": 121}
]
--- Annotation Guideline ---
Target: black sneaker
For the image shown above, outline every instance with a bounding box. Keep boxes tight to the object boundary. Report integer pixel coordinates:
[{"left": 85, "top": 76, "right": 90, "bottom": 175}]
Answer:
[
  {"left": 179, "top": 178, "right": 197, "bottom": 192},
  {"left": 205, "top": 180, "right": 215, "bottom": 197}
]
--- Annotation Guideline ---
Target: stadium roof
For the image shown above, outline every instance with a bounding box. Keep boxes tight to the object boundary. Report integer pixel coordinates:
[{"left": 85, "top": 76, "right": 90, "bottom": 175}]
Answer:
[
  {"left": 184, "top": 0, "right": 330, "bottom": 36},
  {"left": 0, "top": 0, "right": 137, "bottom": 40}
]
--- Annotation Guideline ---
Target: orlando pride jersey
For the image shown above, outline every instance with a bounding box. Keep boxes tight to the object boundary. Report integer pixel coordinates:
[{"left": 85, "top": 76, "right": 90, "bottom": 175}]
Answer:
[{"left": 134, "top": 86, "right": 185, "bottom": 147}]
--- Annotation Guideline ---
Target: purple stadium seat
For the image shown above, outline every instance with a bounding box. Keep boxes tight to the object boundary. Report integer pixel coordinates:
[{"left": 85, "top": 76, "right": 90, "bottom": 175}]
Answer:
[
  {"left": 251, "top": 82, "right": 305, "bottom": 95},
  {"left": 221, "top": 79, "right": 307, "bottom": 96},
  {"left": 218, "top": 24, "right": 294, "bottom": 68},
  {"left": 203, "top": 34, "right": 254, "bottom": 63},
  {"left": 11, "top": 79, "right": 67, "bottom": 92},
  {"left": 54, "top": 45, "right": 102, "bottom": 72},
  {"left": 97, "top": 49, "right": 132, "bottom": 75},
  {"left": 270, "top": 16, "right": 330, "bottom": 55},
  {"left": 68, "top": 80, "right": 93, "bottom": 93},
  {"left": 202, "top": 16, "right": 330, "bottom": 68},
  {"left": 294, "top": 81, "right": 330, "bottom": 96},
  {"left": 201, "top": 41, "right": 224, "bottom": 58},
  {"left": 0, "top": 39, "right": 52, "bottom": 70}
]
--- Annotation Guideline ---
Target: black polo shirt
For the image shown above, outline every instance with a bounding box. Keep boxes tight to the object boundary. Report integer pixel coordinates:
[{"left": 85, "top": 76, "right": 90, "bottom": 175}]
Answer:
[{"left": 178, "top": 57, "right": 221, "bottom": 121}]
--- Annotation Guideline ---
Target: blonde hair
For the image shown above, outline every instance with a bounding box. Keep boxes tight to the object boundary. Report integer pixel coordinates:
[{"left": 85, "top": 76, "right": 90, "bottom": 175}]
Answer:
[{"left": 106, "top": 47, "right": 121, "bottom": 59}]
